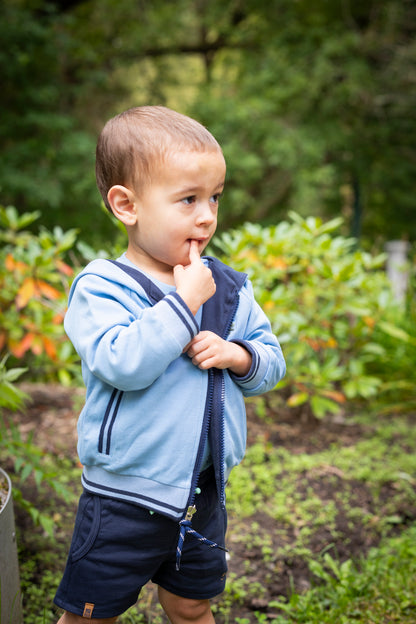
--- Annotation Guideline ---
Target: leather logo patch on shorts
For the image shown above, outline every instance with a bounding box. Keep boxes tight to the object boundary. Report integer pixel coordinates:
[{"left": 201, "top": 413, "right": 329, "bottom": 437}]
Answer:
[{"left": 83, "top": 603, "right": 95, "bottom": 618}]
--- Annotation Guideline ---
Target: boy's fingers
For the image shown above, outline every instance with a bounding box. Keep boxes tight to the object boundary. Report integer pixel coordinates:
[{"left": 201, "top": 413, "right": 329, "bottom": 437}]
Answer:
[
  {"left": 188, "top": 240, "right": 200, "bottom": 263},
  {"left": 173, "top": 264, "right": 184, "bottom": 280}
]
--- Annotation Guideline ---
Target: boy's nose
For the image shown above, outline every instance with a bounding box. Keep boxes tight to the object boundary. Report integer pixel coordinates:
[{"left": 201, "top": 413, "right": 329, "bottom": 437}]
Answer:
[{"left": 196, "top": 202, "right": 216, "bottom": 226}]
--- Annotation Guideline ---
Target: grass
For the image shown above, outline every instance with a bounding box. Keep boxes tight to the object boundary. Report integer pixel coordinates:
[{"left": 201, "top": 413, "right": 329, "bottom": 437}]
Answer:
[
  {"left": 269, "top": 526, "right": 416, "bottom": 623},
  {"left": 13, "top": 403, "right": 416, "bottom": 623},
  {"left": 227, "top": 411, "right": 416, "bottom": 531},
  {"left": 210, "top": 524, "right": 416, "bottom": 623}
]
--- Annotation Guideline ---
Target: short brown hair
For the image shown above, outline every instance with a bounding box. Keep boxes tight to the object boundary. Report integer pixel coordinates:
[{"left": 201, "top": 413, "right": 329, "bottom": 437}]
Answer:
[{"left": 96, "top": 106, "right": 222, "bottom": 211}]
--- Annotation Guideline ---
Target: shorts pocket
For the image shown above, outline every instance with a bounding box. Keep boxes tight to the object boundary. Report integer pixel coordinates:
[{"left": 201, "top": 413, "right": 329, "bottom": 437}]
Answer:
[{"left": 71, "top": 494, "right": 102, "bottom": 563}]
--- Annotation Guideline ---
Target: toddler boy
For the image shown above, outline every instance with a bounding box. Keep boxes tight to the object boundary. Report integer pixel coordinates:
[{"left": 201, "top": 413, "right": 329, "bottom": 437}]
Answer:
[{"left": 54, "top": 106, "right": 285, "bottom": 624}]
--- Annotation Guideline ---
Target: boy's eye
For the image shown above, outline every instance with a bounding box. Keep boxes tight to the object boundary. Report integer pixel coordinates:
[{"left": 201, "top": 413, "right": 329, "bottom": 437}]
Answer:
[
  {"left": 210, "top": 193, "right": 222, "bottom": 204},
  {"left": 182, "top": 196, "right": 196, "bottom": 205}
]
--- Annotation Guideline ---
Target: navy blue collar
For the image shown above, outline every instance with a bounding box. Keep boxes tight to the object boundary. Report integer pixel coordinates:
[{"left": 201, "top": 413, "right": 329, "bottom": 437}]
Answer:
[{"left": 108, "top": 257, "right": 247, "bottom": 338}]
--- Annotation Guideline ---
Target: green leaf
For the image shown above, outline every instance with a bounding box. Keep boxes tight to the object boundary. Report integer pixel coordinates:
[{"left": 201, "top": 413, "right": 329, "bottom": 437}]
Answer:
[
  {"left": 4, "top": 367, "right": 28, "bottom": 383},
  {"left": 34, "top": 469, "right": 44, "bottom": 488},
  {"left": 39, "top": 513, "right": 55, "bottom": 537},
  {"left": 58, "top": 369, "right": 73, "bottom": 387},
  {"left": 310, "top": 396, "right": 340, "bottom": 419},
  {"left": 20, "top": 462, "right": 33, "bottom": 483},
  {"left": 379, "top": 322, "right": 416, "bottom": 346},
  {"left": 287, "top": 392, "right": 309, "bottom": 407}
]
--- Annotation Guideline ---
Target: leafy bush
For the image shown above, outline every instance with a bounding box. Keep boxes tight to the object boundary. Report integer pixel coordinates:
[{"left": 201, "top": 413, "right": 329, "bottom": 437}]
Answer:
[
  {"left": 216, "top": 212, "right": 415, "bottom": 418},
  {"left": 0, "top": 205, "right": 79, "bottom": 384},
  {"left": 0, "top": 358, "right": 73, "bottom": 534},
  {"left": 369, "top": 312, "right": 416, "bottom": 413},
  {"left": 2, "top": 205, "right": 414, "bottom": 417}
]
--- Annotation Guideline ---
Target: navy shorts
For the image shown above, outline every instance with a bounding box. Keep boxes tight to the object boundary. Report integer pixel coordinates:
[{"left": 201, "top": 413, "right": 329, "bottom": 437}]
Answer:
[{"left": 54, "top": 468, "right": 227, "bottom": 619}]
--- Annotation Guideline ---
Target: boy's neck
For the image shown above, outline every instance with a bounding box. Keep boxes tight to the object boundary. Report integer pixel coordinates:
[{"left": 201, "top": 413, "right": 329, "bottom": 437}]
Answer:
[{"left": 125, "top": 250, "right": 175, "bottom": 285}]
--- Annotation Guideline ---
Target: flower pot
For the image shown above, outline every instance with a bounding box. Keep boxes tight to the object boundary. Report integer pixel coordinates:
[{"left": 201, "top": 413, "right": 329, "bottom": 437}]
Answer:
[{"left": 0, "top": 468, "right": 22, "bottom": 624}]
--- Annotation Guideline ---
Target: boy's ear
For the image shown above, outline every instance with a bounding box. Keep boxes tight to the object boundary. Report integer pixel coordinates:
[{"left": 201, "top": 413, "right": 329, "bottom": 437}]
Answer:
[{"left": 107, "top": 185, "right": 137, "bottom": 226}]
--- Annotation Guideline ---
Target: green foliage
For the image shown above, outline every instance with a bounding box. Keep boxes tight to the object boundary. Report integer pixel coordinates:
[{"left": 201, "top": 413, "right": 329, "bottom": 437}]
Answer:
[
  {"left": 370, "top": 308, "right": 416, "bottom": 413},
  {"left": 227, "top": 413, "right": 416, "bottom": 527},
  {"left": 19, "top": 562, "right": 61, "bottom": 624},
  {"left": 270, "top": 526, "right": 416, "bottom": 623},
  {"left": 0, "top": 355, "right": 28, "bottom": 411},
  {"left": 189, "top": 0, "right": 416, "bottom": 240},
  {"left": 2, "top": 0, "right": 415, "bottom": 242},
  {"left": 224, "top": 408, "right": 416, "bottom": 623},
  {"left": 0, "top": 1, "right": 107, "bottom": 241},
  {"left": 0, "top": 358, "right": 74, "bottom": 536},
  {"left": 2, "top": 204, "right": 414, "bottom": 419},
  {"left": 216, "top": 212, "right": 415, "bottom": 419},
  {"left": 0, "top": 205, "right": 80, "bottom": 385}
]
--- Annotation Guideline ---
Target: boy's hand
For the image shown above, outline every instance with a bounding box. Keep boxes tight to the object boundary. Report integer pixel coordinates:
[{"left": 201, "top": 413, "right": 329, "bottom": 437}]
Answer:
[
  {"left": 174, "top": 240, "right": 216, "bottom": 315},
  {"left": 185, "top": 331, "right": 252, "bottom": 376}
]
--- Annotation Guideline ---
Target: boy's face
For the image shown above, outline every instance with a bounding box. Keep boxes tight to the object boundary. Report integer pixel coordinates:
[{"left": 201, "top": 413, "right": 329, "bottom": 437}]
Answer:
[{"left": 126, "top": 149, "right": 226, "bottom": 280}]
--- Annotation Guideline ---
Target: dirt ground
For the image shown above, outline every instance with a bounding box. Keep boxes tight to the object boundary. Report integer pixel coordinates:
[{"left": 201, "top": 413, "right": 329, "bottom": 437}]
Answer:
[{"left": 8, "top": 384, "right": 416, "bottom": 622}]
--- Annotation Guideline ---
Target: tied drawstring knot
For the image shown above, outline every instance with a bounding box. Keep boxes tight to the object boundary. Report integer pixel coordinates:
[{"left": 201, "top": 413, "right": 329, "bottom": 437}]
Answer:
[{"left": 176, "top": 505, "right": 228, "bottom": 571}]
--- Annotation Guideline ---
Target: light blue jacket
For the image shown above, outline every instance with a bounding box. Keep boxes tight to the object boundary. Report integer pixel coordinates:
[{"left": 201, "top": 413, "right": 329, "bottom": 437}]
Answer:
[{"left": 64, "top": 256, "right": 286, "bottom": 520}]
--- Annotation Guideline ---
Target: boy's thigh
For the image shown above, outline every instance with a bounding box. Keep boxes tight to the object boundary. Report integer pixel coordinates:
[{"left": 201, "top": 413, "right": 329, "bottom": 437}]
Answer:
[{"left": 54, "top": 492, "right": 180, "bottom": 619}]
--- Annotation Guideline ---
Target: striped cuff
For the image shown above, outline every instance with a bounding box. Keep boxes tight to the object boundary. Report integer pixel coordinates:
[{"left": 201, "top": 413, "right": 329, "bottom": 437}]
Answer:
[
  {"left": 165, "top": 292, "right": 199, "bottom": 342},
  {"left": 228, "top": 340, "right": 260, "bottom": 384}
]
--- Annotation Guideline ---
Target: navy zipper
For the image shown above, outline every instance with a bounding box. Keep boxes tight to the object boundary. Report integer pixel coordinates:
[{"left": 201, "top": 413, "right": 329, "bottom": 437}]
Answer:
[
  {"left": 211, "top": 285, "right": 242, "bottom": 509},
  {"left": 219, "top": 373, "right": 226, "bottom": 508},
  {"left": 186, "top": 281, "right": 242, "bottom": 513},
  {"left": 185, "top": 369, "right": 215, "bottom": 514},
  {"left": 217, "top": 288, "right": 243, "bottom": 508}
]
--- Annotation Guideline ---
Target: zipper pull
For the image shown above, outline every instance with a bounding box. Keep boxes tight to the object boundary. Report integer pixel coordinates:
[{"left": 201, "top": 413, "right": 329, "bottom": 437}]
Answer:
[{"left": 185, "top": 505, "right": 197, "bottom": 522}]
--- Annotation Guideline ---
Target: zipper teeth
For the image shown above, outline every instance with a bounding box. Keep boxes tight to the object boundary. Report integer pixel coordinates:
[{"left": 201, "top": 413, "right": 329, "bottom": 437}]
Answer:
[
  {"left": 219, "top": 374, "right": 226, "bottom": 508},
  {"left": 217, "top": 289, "right": 240, "bottom": 508},
  {"left": 188, "top": 369, "right": 214, "bottom": 506}
]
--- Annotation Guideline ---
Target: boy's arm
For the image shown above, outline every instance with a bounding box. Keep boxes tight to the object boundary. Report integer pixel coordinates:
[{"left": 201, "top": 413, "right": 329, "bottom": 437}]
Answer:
[
  {"left": 64, "top": 244, "right": 217, "bottom": 392},
  {"left": 64, "top": 275, "right": 203, "bottom": 392}
]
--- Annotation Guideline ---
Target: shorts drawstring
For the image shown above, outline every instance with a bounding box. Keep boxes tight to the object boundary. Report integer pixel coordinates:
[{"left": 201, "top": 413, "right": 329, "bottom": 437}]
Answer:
[{"left": 176, "top": 505, "right": 228, "bottom": 571}]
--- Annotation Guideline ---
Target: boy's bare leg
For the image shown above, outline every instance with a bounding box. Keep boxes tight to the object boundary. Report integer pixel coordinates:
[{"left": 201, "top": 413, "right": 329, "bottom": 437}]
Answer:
[
  {"left": 158, "top": 586, "right": 215, "bottom": 624},
  {"left": 57, "top": 612, "right": 118, "bottom": 624}
]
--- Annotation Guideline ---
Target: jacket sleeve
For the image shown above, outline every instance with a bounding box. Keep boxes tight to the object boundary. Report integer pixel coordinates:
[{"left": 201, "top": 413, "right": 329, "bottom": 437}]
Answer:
[
  {"left": 228, "top": 280, "right": 286, "bottom": 397},
  {"left": 64, "top": 273, "right": 199, "bottom": 391}
]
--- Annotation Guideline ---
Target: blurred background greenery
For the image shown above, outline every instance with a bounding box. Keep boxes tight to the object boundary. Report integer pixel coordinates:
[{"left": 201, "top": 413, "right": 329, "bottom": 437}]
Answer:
[
  {"left": 1, "top": 0, "right": 415, "bottom": 247},
  {"left": 1, "top": 5, "right": 416, "bottom": 621}
]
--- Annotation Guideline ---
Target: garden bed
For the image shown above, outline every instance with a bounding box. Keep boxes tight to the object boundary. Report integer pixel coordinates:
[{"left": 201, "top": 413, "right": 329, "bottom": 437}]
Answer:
[{"left": 8, "top": 384, "right": 416, "bottom": 623}]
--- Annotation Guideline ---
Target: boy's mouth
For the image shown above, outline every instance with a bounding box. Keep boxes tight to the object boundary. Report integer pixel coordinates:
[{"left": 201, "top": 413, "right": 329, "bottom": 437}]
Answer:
[{"left": 188, "top": 237, "right": 208, "bottom": 246}]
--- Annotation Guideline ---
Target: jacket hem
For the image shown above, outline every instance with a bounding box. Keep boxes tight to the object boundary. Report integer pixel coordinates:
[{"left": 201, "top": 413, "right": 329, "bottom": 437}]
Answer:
[{"left": 82, "top": 467, "right": 188, "bottom": 520}]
